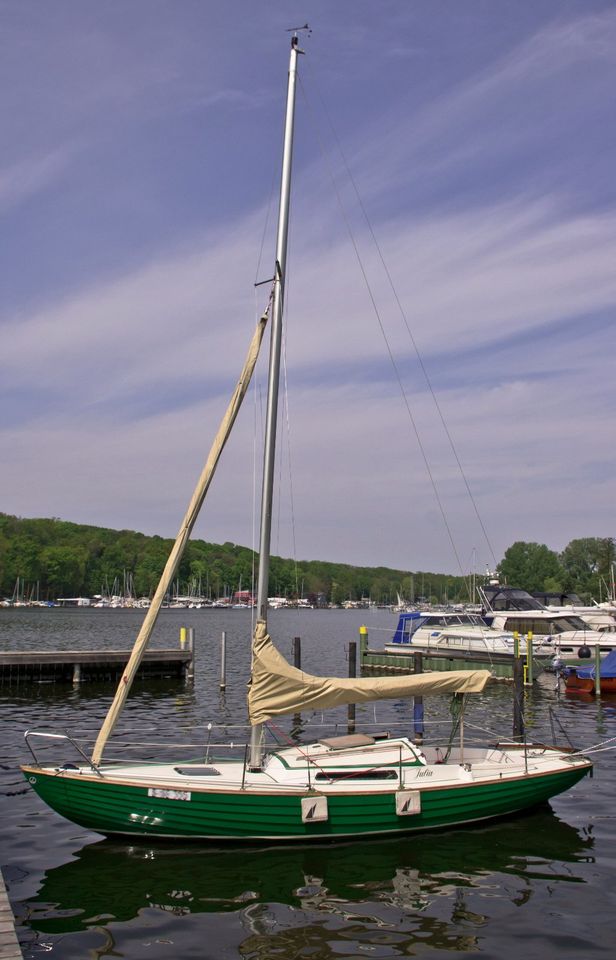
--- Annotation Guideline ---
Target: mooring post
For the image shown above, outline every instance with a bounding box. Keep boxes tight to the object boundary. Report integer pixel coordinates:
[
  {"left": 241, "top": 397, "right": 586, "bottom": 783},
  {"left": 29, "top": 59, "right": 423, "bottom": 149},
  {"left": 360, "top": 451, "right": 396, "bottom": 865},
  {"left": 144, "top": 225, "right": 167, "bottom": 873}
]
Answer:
[
  {"left": 292, "top": 636, "right": 302, "bottom": 730},
  {"left": 595, "top": 644, "right": 602, "bottom": 696},
  {"left": 293, "top": 636, "right": 301, "bottom": 670},
  {"left": 348, "top": 640, "right": 357, "bottom": 733},
  {"left": 359, "top": 624, "right": 368, "bottom": 664},
  {"left": 186, "top": 626, "right": 195, "bottom": 681},
  {"left": 180, "top": 626, "right": 187, "bottom": 649},
  {"left": 72, "top": 661, "right": 82, "bottom": 684},
  {"left": 526, "top": 631, "right": 534, "bottom": 685},
  {"left": 220, "top": 630, "right": 227, "bottom": 690},
  {"left": 413, "top": 651, "right": 424, "bottom": 743},
  {"left": 513, "top": 656, "right": 524, "bottom": 740}
]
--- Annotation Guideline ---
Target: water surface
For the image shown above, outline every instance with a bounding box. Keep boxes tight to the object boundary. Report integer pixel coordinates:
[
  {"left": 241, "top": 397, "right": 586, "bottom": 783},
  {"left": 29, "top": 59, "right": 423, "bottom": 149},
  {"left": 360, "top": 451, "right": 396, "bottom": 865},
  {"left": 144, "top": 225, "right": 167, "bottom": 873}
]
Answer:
[{"left": 1, "top": 608, "right": 614, "bottom": 958}]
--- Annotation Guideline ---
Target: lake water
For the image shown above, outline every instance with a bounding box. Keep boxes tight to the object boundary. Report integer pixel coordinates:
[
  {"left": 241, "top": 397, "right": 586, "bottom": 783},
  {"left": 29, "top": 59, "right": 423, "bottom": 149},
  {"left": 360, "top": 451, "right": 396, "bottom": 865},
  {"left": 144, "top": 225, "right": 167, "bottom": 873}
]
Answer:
[{"left": 1, "top": 607, "right": 615, "bottom": 959}]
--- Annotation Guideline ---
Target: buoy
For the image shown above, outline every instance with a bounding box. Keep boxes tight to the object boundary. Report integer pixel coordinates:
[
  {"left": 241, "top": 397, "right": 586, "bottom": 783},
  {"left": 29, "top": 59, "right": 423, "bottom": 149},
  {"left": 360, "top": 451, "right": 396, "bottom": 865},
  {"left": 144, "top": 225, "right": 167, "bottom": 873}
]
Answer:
[{"left": 577, "top": 644, "right": 592, "bottom": 659}]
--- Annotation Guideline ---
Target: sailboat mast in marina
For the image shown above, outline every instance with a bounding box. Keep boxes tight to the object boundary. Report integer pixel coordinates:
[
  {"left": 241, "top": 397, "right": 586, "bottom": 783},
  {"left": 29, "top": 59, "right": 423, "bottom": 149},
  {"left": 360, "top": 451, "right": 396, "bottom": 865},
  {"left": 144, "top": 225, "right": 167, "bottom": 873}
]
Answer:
[
  {"left": 21, "top": 33, "right": 592, "bottom": 842},
  {"left": 251, "top": 29, "right": 301, "bottom": 769}
]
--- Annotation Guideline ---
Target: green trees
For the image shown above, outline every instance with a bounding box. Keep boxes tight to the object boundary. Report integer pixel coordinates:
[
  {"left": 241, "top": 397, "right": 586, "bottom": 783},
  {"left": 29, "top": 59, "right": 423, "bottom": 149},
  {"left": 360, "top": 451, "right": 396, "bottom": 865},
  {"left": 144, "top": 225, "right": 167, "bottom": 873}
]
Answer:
[
  {"left": 0, "top": 512, "right": 471, "bottom": 605},
  {"left": 560, "top": 537, "right": 615, "bottom": 599},
  {"left": 0, "top": 512, "right": 613, "bottom": 604},
  {"left": 497, "top": 542, "right": 562, "bottom": 593},
  {"left": 497, "top": 537, "right": 615, "bottom": 601}
]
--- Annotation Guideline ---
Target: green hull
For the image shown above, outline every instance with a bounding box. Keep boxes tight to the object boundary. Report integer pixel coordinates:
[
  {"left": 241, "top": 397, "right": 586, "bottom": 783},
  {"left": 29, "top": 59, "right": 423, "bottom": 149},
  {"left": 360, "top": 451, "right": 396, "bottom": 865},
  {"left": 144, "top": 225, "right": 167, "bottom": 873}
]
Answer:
[{"left": 22, "top": 764, "right": 590, "bottom": 841}]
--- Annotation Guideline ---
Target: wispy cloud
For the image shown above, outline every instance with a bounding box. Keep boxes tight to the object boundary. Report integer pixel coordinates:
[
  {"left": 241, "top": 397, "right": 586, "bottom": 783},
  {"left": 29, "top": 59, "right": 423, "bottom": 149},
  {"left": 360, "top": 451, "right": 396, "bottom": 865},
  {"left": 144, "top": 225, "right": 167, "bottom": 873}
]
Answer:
[
  {"left": 2, "top": 3, "right": 614, "bottom": 572},
  {"left": 0, "top": 146, "right": 76, "bottom": 214}
]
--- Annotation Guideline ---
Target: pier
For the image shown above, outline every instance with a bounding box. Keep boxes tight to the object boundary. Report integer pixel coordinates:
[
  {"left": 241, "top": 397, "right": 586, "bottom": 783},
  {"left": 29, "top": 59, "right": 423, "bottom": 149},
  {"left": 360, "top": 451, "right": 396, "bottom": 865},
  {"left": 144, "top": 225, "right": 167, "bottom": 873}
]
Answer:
[
  {"left": 0, "top": 869, "right": 22, "bottom": 960},
  {"left": 360, "top": 643, "right": 516, "bottom": 678},
  {"left": 0, "top": 648, "right": 193, "bottom": 684},
  {"left": 358, "top": 625, "right": 544, "bottom": 682}
]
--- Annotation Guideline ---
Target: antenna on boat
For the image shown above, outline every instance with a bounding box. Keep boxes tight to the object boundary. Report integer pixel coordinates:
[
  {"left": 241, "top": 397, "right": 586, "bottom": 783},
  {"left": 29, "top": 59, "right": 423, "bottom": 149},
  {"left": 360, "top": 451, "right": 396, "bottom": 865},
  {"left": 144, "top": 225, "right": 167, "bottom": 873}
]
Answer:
[{"left": 287, "top": 23, "right": 311, "bottom": 38}]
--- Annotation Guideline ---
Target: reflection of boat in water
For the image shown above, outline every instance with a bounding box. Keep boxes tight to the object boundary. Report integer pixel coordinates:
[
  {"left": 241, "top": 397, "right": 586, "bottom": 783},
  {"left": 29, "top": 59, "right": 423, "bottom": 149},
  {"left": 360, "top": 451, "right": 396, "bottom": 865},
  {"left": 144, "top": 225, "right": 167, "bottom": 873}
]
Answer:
[{"left": 28, "top": 808, "right": 592, "bottom": 936}]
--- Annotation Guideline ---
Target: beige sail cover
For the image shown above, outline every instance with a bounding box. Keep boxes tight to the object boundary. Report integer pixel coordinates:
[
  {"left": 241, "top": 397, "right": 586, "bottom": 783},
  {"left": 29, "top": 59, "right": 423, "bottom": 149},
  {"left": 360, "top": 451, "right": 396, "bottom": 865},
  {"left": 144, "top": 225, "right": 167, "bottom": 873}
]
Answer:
[{"left": 248, "top": 621, "right": 491, "bottom": 725}]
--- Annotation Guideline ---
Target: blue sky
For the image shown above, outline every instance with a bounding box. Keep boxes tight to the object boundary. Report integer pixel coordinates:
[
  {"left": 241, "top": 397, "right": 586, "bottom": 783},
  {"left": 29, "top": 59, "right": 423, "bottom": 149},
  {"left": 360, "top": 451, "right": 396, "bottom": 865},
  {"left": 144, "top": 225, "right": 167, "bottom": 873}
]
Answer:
[{"left": 2, "top": 1, "right": 615, "bottom": 576}]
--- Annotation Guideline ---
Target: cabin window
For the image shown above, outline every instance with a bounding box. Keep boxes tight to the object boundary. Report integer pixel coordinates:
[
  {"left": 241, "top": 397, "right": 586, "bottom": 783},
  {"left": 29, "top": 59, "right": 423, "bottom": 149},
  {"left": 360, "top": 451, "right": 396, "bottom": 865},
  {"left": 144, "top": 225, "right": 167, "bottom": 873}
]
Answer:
[{"left": 315, "top": 769, "right": 398, "bottom": 781}]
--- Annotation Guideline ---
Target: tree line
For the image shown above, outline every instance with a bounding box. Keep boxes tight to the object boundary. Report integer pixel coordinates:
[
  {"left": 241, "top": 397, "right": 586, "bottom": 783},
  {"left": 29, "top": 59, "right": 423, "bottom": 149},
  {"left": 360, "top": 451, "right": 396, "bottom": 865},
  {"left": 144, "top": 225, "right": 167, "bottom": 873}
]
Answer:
[
  {"left": 497, "top": 538, "right": 615, "bottom": 603},
  {"left": 0, "top": 513, "right": 613, "bottom": 606},
  {"left": 0, "top": 513, "right": 462, "bottom": 605}
]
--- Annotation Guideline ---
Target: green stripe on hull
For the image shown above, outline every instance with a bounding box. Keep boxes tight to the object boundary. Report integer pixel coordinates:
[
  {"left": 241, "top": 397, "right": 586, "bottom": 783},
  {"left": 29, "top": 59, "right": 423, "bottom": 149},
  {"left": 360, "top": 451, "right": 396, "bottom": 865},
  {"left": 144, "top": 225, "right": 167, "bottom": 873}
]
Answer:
[{"left": 23, "top": 765, "right": 589, "bottom": 841}]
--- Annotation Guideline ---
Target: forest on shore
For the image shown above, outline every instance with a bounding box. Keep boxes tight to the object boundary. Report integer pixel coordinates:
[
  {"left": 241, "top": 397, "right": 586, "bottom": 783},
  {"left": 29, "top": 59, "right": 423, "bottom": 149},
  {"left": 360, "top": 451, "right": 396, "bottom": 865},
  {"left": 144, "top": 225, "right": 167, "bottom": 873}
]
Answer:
[{"left": 0, "top": 513, "right": 613, "bottom": 606}]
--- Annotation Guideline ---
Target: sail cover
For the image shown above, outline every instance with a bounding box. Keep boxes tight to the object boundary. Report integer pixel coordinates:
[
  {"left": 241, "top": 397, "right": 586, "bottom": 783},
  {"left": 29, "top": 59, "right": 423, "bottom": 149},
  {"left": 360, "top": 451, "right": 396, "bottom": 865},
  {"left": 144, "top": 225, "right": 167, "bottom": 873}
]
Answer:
[{"left": 248, "top": 621, "right": 491, "bottom": 724}]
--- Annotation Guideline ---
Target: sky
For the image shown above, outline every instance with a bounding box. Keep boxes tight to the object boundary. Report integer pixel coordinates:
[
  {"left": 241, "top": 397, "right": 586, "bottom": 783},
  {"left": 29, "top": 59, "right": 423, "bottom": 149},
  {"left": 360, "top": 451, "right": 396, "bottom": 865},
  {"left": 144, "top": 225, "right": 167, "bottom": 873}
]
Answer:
[{"left": 1, "top": 0, "right": 615, "bottom": 577}]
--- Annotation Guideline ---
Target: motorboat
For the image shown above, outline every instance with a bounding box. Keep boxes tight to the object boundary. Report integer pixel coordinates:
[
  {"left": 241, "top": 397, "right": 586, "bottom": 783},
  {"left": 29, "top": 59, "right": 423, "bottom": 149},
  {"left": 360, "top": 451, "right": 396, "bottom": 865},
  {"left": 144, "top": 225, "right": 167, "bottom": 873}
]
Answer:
[{"left": 480, "top": 585, "right": 616, "bottom": 665}]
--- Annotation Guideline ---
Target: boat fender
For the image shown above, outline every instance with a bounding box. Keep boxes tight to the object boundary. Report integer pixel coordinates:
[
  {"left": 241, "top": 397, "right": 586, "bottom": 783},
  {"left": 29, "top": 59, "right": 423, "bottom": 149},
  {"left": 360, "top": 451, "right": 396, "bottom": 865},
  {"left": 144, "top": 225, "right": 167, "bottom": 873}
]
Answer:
[{"left": 577, "top": 645, "right": 592, "bottom": 659}]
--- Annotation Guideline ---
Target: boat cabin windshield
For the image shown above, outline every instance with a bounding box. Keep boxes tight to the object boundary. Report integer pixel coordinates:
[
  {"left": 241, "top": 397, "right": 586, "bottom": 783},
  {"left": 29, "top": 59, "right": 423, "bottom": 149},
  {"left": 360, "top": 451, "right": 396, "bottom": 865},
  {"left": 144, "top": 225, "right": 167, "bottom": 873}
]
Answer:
[
  {"left": 392, "top": 611, "right": 483, "bottom": 644},
  {"left": 532, "top": 591, "right": 583, "bottom": 607},
  {"left": 502, "top": 614, "right": 590, "bottom": 634},
  {"left": 480, "top": 586, "right": 545, "bottom": 612}
]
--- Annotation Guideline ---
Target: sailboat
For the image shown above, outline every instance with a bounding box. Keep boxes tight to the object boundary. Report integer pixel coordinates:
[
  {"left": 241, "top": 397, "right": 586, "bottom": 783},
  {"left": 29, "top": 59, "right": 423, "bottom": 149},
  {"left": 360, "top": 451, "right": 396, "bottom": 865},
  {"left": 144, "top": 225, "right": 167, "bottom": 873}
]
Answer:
[{"left": 21, "top": 32, "right": 592, "bottom": 842}]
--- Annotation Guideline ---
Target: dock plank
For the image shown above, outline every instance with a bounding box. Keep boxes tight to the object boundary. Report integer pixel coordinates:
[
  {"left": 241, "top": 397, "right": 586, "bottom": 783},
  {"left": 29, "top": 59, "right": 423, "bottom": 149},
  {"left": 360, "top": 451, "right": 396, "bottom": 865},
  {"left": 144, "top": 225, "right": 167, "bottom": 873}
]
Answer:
[{"left": 0, "top": 870, "right": 23, "bottom": 960}]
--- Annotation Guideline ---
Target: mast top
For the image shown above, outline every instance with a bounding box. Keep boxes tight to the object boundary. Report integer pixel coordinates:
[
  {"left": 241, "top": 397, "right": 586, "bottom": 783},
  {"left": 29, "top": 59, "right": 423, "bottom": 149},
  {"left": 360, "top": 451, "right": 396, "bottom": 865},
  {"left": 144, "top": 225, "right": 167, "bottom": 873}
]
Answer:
[{"left": 287, "top": 23, "right": 311, "bottom": 51}]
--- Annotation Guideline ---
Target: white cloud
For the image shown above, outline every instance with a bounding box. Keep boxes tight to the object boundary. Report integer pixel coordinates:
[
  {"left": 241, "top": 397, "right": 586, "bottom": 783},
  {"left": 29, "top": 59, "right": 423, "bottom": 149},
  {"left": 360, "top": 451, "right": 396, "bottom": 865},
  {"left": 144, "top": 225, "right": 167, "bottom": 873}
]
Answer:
[{"left": 2, "top": 4, "right": 615, "bottom": 573}]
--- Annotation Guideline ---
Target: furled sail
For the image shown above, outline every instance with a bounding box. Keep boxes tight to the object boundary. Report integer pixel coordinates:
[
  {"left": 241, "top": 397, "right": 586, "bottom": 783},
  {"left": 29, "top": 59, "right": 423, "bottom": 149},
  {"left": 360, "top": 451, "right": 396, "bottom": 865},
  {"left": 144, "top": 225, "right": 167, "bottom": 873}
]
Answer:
[{"left": 247, "top": 621, "right": 491, "bottom": 725}]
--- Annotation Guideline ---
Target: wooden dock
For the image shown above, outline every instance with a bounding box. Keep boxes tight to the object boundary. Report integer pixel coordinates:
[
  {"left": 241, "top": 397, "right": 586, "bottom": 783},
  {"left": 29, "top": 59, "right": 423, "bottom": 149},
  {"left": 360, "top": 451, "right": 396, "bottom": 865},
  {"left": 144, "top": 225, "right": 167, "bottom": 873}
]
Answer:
[
  {"left": 0, "top": 869, "right": 22, "bottom": 960},
  {"left": 358, "top": 628, "right": 545, "bottom": 682},
  {"left": 0, "top": 648, "right": 194, "bottom": 684},
  {"left": 361, "top": 644, "right": 521, "bottom": 678}
]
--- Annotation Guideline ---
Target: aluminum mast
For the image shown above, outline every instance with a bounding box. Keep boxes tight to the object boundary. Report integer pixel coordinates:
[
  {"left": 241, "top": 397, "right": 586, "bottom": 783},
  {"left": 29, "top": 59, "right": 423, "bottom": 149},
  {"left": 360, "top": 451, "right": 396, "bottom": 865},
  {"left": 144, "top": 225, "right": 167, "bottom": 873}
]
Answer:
[{"left": 250, "top": 32, "right": 303, "bottom": 769}]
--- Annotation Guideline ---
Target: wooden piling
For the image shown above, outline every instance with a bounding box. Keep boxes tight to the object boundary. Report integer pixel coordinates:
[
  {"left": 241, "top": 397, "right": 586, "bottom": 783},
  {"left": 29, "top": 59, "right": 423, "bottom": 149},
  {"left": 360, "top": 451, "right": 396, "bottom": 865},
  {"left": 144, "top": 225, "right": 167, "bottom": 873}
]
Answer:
[
  {"left": 526, "top": 631, "right": 534, "bottom": 686},
  {"left": 413, "top": 651, "right": 424, "bottom": 743},
  {"left": 292, "top": 637, "right": 302, "bottom": 729},
  {"left": 359, "top": 624, "right": 368, "bottom": 662},
  {"left": 595, "top": 644, "right": 602, "bottom": 696},
  {"left": 348, "top": 640, "right": 357, "bottom": 733},
  {"left": 220, "top": 631, "right": 227, "bottom": 690},
  {"left": 293, "top": 636, "right": 301, "bottom": 670},
  {"left": 187, "top": 627, "right": 195, "bottom": 681},
  {"left": 513, "top": 656, "right": 524, "bottom": 740}
]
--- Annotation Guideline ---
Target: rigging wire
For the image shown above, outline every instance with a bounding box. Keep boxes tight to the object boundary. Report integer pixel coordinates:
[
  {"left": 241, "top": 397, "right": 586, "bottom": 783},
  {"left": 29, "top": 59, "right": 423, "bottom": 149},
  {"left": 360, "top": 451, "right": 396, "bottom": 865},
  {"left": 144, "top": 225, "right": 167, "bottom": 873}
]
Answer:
[
  {"left": 301, "top": 60, "right": 499, "bottom": 578},
  {"left": 298, "top": 73, "right": 469, "bottom": 590}
]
